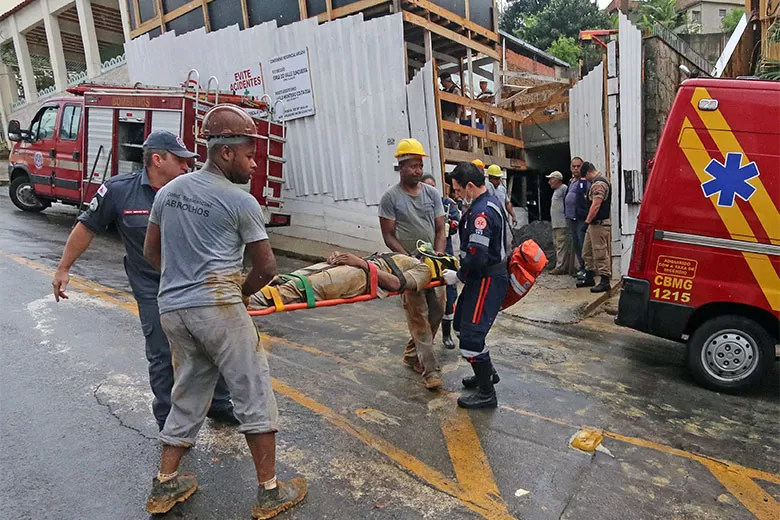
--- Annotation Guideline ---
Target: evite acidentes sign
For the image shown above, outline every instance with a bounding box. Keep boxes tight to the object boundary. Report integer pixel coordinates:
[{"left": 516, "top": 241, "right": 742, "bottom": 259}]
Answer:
[{"left": 266, "top": 48, "right": 315, "bottom": 121}]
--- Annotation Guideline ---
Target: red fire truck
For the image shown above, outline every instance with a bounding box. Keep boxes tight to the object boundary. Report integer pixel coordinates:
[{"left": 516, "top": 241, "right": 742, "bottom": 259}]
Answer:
[
  {"left": 617, "top": 78, "right": 779, "bottom": 392},
  {"left": 6, "top": 71, "right": 290, "bottom": 227}
]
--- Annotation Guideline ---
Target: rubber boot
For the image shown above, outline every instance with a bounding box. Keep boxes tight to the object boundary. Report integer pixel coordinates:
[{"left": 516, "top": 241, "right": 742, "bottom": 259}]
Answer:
[
  {"left": 462, "top": 362, "right": 500, "bottom": 388},
  {"left": 576, "top": 270, "right": 596, "bottom": 288},
  {"left": 146, "top": 473, "right": 199, "bottom": 514},
  {"left": 441, "top": 319, "right": 456, "bottom": 350},
  {"left": 591, "top": 276, "right": 611, "bottom": 293},
  {"left": 457, "top": 360, "right": 498, "bottom": 409}
]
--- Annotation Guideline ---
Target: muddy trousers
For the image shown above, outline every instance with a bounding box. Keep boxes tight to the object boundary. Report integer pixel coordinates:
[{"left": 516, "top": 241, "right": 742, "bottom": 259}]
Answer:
[
  {"left": 159, "top": 303, "right": 279, "bottom": 447},
  {"left": 137, "top": 299, "right": 233, "bottom": 430},
  {"left": 402, "top": 286, "right": 445, "bottom": 379},
  {"left": 454, "top": 271, "right": 508, "bottom": 362}
]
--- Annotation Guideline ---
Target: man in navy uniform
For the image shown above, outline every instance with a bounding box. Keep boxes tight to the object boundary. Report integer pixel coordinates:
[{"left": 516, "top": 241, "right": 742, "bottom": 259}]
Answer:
[
  {"left": 442, "top": 162, "right": 508, "bottom": 409},
  {"left": 52, "top": 131, "right": 238, "bottom": 430}
]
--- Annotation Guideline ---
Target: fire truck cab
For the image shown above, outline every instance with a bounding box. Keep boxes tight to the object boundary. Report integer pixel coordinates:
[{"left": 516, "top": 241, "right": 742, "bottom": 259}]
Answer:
[
  {"left": 617, "top": 78, "right": 779, "bottom": 393},
  {"left": 6, "top": 75, "right": 290, "bottom": 227}
]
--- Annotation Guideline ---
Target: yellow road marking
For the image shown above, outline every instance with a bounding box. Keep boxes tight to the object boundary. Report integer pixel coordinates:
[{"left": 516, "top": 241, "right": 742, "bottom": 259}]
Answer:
[
  {"left": 679, "top": 119, "right": 780, "bottom": 311},
  {"left": 0, "top": 250, "right": 512, "bottom": 519},
  {"left": 690, "top": 87, "right": 780, "bottom": 246},
  {"left": 5, "top": 250, "right": 779, "bottom": 518},
  {"left": 439, "top": 409, "right": 511, "bottom": 519}
]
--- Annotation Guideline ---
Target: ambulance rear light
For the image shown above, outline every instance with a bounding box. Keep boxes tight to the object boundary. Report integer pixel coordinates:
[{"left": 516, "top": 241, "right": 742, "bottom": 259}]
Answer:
[
  {"left": 628, "top": 223, "right": 653, "bottom": 277},
  {"left": 268, "top": 213, "right": 291, "bottom": 227}
]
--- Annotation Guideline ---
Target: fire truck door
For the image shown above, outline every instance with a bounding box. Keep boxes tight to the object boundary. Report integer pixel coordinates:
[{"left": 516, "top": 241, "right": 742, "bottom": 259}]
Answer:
[
  {"left": 26, "top": 104, "right": 60, "bottom": 199},
  {"left": 52, "top": 103, "right": 84, "bottom": 203}
]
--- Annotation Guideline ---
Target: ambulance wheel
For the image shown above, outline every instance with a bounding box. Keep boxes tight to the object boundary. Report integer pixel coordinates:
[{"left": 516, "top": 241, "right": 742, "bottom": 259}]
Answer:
[
  {"left": 687, "top": 315, "right": 774, "bottom": 392},
  {"left": 9, "top": 176, "right": 48, "bottom": 212}
]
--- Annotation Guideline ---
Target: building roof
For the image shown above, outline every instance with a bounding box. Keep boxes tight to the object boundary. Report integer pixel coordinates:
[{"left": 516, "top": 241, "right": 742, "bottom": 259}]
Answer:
[
  {"left": 498, "top": 30, "right": 571, "bottom": 68},
  {"left": 1, "top": 0, "right": 33, "bottom": 22}
]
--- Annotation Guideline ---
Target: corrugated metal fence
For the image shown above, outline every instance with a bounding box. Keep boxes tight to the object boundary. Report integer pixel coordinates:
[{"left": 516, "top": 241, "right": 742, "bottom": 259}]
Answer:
[
  {"left": 125, "top": 13, "right": 408, "bottom": 207},
  {"left": 568, "top": 62, "right": 605, "bottom": 172}
]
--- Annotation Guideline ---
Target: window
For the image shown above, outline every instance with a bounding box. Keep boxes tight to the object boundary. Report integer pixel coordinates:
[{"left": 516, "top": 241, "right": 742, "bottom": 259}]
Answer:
[
  {"left": 691, "top": 10, "right": 701, "bottom": 23},
  {"left": 59, "top": 105, "right": 82, "bottom": 140},
  {"left": 719, "top": 8, "right": 727, "bottom": 17},
  {"left": 30, "top": 106, "right": 59, "bottom": 140}
]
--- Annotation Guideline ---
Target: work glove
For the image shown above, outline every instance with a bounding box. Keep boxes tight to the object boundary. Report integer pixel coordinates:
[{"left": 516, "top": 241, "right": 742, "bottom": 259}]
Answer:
[{"left": 442, "top": 269, "right": 459, "bottom": 285}]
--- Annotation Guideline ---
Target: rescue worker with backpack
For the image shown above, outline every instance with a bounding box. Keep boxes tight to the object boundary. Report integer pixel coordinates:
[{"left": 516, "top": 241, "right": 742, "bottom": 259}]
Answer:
[{"left": 442, "top": 162, "right": 509, "bottom": 409}]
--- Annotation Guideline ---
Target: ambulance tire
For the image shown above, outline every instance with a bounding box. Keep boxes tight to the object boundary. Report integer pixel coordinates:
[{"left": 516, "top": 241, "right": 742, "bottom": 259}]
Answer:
[
  {"left": 9, "top": 176, "right": 48, "bottom": 213},
  {"left": 687, "top": 315, "right": 774, "bottom": 393}
]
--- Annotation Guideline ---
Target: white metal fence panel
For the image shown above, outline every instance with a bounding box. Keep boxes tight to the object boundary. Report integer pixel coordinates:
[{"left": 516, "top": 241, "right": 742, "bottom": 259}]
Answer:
[
  {"left": 406, "top": 61, "right": 442, "bottom": 185},
  {"left": 125, "top": 14, "right": 406, "bottom": 208},
  {"left": 619, "top": 12, "right": 643, "bottom": 274},
  {"left": 569, "top": 63, "right": 605, "bottom": 173},
  {"left": 151, "top": 110, "right": 182, "bottom": 136}
]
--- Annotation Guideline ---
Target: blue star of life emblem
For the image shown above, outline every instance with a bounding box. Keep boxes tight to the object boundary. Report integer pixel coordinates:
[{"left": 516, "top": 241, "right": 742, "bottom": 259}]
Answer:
[{"left": 701, "top": 152, "right": 759, "bottom": 207}]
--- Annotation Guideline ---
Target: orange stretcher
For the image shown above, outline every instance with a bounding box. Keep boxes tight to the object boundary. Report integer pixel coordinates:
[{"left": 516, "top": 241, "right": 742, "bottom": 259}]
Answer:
[{"left": 247, "top": 262, "right": 443, "bottom": 316}]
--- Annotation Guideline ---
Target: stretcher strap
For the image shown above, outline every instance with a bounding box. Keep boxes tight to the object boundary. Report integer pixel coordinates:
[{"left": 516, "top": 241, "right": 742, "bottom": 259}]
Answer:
[
  {"left": 280, "top": 273, "right": 316, "bottom": 309},
  {"left": 367, "top": 261, "right": 378, "bottom": 298},
  {"left": 260, "top": 286, "right": 285, "bottom": 312},
  {"left": 380, "top": 253, "right": 407, "bottom": 292}
]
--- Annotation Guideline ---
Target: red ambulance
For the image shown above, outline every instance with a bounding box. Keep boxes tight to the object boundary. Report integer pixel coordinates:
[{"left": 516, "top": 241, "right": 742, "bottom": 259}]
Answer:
[{"left": 617, "top": 78, "right": 779, "bottom": 392}]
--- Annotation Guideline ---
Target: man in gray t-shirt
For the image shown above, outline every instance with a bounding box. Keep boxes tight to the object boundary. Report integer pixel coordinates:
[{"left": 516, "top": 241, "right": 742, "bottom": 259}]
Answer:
[
  {"left": 379, "top": 138, "right": 447, "bottom": 390},
  {"left": 143, "top": 104, "right": 306, "bottom": 518}
]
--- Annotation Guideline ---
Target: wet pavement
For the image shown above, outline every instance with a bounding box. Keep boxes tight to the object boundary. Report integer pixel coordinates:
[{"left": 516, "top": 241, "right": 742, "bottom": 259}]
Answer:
[{"left": 1, "top": 193, "right": 778, "bottom": 520}]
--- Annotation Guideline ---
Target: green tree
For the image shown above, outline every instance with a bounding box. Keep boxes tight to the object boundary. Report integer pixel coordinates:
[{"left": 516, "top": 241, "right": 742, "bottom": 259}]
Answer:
[
  {"left": 636, "top": 0, "right": 683, "bottom": 31},
  {"left": 499, "top": 0, "right": 547, "bottom": 35},
  {"left": 721, "top": 8, "right": 744, "bottom": 34},
  {"left": 546, "top": 35, "right": 581, "bottom": 67},
  {"left": 517, "top": 0, "right": 612, "bottom": 52}
]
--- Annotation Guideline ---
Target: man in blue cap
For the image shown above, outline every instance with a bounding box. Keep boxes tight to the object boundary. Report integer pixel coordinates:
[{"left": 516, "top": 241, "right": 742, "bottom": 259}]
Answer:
[{"left": 52, "top": 130, "right": 238, "bottom": 430}]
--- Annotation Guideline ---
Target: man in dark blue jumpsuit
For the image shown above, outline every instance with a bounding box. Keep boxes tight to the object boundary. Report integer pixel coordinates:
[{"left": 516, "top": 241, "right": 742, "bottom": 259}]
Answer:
[
  {"left": 52, "top": 131, "right": 237, "bottom": 430},
  {"left": 443, "top": 162, "right": 508, "bottom": 409}
]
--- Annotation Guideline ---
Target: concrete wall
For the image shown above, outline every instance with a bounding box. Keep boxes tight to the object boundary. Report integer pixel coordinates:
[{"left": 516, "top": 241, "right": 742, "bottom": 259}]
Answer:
[
  {"left": 643, "top": 37, "right": 702, "bottom": 170},
  {"left": 679, "top": 32, "right": 729, "bottom": 65},
  {"left": 6, "top": 63, "right": 129, "bottom": 127}
]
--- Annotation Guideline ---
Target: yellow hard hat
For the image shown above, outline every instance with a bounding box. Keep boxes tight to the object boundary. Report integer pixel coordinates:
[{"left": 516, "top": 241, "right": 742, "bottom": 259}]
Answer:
[
  {"left": 395, "top": 138, "right": 428, "bottom": 159},
  {"left": 472, "top": 159, "right": 486, "bottom": 169},
  {"left": 487, "top": 164, "right": 502, "bottom": 177}
]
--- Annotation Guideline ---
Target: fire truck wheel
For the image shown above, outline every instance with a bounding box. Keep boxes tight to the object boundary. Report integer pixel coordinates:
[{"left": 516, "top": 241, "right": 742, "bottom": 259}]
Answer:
[
  {"left": 9, "top": 176, "right": 48, "bottom": 213},
  {"left": 687, "top": 315, "right": 775, "bottom": 393}
]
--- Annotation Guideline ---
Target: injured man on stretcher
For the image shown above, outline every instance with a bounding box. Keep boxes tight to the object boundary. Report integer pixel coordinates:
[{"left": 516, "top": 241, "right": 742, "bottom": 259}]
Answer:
[{"left": 248, "top": 250, "right": 455, "bottom": 310}]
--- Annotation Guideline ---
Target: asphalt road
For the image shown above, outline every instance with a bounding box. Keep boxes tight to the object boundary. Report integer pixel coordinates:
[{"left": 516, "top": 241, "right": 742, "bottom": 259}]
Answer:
[{"left": 1, "top": 192, "right": 778, "bottom": 520}]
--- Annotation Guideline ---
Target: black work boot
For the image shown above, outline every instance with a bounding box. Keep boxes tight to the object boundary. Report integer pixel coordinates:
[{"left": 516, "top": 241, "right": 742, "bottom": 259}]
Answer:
[
  {"left": 146, "top": 473, "right": 198, "bottom": 514},
  {"left": 591, "top": 276, "right": 611, "bottom": 293},
  {"left": 441, "top": 319, "right": 456, "bottom": 350},
  {"left": 457, "top": 360, "right": 498, "bottom": 409},
  {"left": 207, "top": 405, "right": 240, "bottom": 425},
  {"left": 462, "top": 361, "right": 500, "bottom": 388},
  {"left": 252, "top": 478, "right": 308, "bottom": 519},
  {"left": 576, "top": 271, "right": 596, "bottom": 288}
]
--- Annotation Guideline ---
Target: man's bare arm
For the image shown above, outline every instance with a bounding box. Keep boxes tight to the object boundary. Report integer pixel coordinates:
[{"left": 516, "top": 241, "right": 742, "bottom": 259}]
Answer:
[
  {"left": 586, "top": 198, "right": 603, "bottom": 224},
  {"left": 380, "top": 217, "right": 407, "bottom": 254},
  {"left": 53, "top": 222, "right": 96, "bottom": 301},
  {"left": 242, "top": 240, "right": 277, "bottom": 297},
  {"left": 433, "top": 215, "right": 446, "bottom": 253},
  {"left": 143, "top": 222, "right": 162, "bottom": 271}
]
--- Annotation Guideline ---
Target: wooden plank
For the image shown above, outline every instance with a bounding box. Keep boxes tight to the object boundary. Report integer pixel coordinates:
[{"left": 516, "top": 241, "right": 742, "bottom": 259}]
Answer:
[
  {"left": 439, "top": 91, "right": 526, "bottom": 123},
  {"left": 403, "top": 0, "right": 497, "bottom": 43},
  {"left": 402, "top": 11, "right": 500, "bottom": 61},
  {"left": 326, "top": 0, "right": 332, "bottom": 20},
  {"left": 154, "top": 0, "right": 165, "bottom": 33},
  {"left": 298, "top": 0, "right": 307, "bottom": 20},
  {"left": 443, "top": 148, "right": 512, "bottom": 169},
  {"left": 241, "top": 0, "right": 249, "bottom": 28},
  {"left": 132, "top": 0, "right": 141, "bottom": 27},
  {"left": 464, "top": 0, "right": 469, "bottom": 20},
  {"left": 441, "top": 120, "right": 524, "bottom": 149},
  {"left": 130, "top": 0, "right": 218, "bottom": 37},
  {"left": 201, "top": 0, "right": 211, "bottom": 32},
  {"left": 317, "top": 0, "right": 388, "bottom": 22},
  {"left": 508, "top": 89, "right": 568, "bottom": 112}
]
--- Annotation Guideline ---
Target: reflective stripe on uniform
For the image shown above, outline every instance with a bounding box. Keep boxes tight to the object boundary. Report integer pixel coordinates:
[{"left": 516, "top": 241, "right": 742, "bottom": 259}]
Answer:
[
  {"left": 469, "top": 233, "right": 490, "bottom": 247},
  {"left": 485, "top": 200, "right": 507, "bottom": 261},
  {"left": 509, "top": 274, "right": 528, "bottom": 295},
  {"left": 460, "top": 347, "right": 490, "bottom": 358},
  {"left": 443, "top": 313, "right": 455, "bottom": 320}
]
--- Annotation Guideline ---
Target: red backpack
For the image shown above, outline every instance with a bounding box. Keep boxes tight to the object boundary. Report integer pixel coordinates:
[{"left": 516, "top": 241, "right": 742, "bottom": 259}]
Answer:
[{"left": 501, "top": 239, "right": 548, "bottom": 309}]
